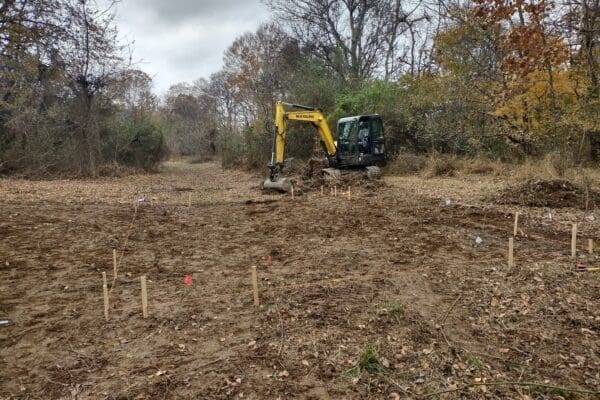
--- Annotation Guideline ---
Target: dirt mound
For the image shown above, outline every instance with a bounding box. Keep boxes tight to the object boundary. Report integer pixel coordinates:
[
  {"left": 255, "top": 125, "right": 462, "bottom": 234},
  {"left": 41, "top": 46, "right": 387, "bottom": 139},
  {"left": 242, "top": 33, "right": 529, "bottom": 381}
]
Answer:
[
  {"left": 295, "top": 172, "right": 386, "bottom": 193},
  {"left": 492, "top": 179, "right": 598, "bottom": 209},
  {"left": 268, "top": 158, "right": 389, "bottom": 194},
  {"left": 302, "top": 158, "right": 328, "bottom": 179},
  {"left": 291, "top": 159, "right": 386, "bottom": 193}
]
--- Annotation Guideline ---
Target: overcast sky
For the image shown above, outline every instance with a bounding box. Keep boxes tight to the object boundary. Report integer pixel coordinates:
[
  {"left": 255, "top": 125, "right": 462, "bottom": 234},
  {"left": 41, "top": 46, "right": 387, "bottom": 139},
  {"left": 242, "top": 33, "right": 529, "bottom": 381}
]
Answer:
[{"left": 111, "top": 0, "right": 271, "bottom": 94}]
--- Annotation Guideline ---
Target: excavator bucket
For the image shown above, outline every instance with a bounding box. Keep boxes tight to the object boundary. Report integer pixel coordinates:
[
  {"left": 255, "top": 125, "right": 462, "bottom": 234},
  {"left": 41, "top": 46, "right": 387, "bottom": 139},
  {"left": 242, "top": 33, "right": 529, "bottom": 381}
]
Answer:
[{"left": 262, "top": 176, "right": 292, "bottom": 192}]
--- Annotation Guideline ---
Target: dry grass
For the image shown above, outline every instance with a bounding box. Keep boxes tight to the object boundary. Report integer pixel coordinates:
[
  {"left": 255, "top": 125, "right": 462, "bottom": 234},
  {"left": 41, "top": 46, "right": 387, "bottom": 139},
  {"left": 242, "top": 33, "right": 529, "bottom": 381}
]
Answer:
[
  {"left": 509, "top": 154, "right": 600, "bottom": 193},
  {"left": 387, "top": 154, "right": 504, "bottom": 178},
  {"left": 463, "top": 157, "right": 505, "bottom": 176},
  {"left": 512, "top": 152, "right": 570, "bottom": 181},
  {"left": 187, "top": 154, "right": 218, "bottom": 164},
  {"left": 96, "top": 163, "right": 147, "bottom": 177},
  {"left": 385, "top": 153, "right": 428, "bottom": 175},
  {"left": 421, "top": 153, "right": 459, "bottom": 178},
  {"left": 387, "top": 152, "right": 600, "bottom": 192}
]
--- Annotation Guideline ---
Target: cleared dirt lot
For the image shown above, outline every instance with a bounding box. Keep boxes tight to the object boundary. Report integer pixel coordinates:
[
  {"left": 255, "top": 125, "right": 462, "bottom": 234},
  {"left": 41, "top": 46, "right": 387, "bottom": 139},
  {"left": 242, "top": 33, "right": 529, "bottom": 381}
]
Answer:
[{"left": 1, "top": 161, "right": 599, "bottom": 399}]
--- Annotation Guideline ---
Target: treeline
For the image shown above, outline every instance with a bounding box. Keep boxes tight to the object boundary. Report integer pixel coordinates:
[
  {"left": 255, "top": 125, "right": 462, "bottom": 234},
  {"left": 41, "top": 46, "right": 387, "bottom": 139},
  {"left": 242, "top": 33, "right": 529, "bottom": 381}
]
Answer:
[
  {"left": 2, "top": 1, "right": 599, "bottom": 177},
  {"left": 0, "top": 0, "right": 167, "bottom": 177},
  {"left": 164, "top": 0, "right": 600, "bottom": 170}
]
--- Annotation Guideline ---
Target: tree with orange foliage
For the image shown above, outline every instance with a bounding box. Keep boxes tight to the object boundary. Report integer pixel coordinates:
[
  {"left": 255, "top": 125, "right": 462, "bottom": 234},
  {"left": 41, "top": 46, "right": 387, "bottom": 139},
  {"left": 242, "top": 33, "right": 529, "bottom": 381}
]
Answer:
[{"left": 468, "top": 0, "right": 585, "bottom": 153}]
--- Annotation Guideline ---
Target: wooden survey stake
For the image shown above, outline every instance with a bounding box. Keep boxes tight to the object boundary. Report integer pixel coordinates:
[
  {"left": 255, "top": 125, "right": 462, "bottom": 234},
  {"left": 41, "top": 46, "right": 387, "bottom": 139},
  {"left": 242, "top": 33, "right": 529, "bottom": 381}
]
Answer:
[
  {"left": 508, "top": 237, "right": 514, "bottom": 268},
  {"left": 251, "top": 266, "right": 259, "bottom": 306},
  {"left": 140, "top": 275, "right": 148, "bottom": 318},
  {"left": 112, "top": 249, "right": 117, "bottom": 280},
  {"left": 513, "top": 212, "right": 519, "bottom": 236},
  {"left": 588, "top": 239, "right": 594, "bottom": 254},
  {"left": 102, "top": 272, "right": 109, "bottom": 321},
  {"left": 571, "top": 224, "right": 578, "bottom": 259}
]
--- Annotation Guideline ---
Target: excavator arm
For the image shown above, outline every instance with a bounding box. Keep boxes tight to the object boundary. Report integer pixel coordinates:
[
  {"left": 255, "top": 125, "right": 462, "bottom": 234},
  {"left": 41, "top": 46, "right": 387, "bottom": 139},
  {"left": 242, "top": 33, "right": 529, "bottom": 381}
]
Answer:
[
  {"left": 263, "top": 102, "right": 337, "bottom": 191},
  {"left": 263, "top": 101, "right": 337, "bottom": 191},
  {"left": 272, "top": 101, "right": 337, "bottom": 165}
]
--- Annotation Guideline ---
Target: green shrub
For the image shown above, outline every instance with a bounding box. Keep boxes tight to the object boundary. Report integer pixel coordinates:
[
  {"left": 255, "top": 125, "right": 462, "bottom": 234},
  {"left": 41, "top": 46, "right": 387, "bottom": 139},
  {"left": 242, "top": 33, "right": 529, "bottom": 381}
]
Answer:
[
  {"left": 221, "top": 134, "right": 246, "bottom": 169},
  {"left": 116, "top": 120, "right": 169, "bottom": 171}
]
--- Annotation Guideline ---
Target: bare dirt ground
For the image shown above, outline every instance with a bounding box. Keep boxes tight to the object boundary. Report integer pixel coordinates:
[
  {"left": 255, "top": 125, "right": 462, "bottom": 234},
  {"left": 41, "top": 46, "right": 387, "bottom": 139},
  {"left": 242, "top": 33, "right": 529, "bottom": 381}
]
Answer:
[{"left": 1, "top": 161, "right": 599, "bottom": 399}]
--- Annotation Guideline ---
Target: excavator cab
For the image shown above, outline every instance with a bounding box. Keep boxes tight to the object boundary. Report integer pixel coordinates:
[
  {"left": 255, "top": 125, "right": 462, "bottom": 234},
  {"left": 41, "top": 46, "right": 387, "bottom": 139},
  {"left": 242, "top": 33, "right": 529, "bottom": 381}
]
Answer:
[{"left": 335, "top": 115, "right": 386, "bottom": 168}]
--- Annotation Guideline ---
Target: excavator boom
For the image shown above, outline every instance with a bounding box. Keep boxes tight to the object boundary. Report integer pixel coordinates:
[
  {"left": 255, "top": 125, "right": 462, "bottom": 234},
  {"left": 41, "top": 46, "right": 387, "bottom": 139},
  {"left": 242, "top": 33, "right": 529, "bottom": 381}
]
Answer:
[
  {"left": 272, "top": 101, "right": 337, "bottom": 165},
  {"left": 264, "top": 101, "right": 337, "bottom": 191}
]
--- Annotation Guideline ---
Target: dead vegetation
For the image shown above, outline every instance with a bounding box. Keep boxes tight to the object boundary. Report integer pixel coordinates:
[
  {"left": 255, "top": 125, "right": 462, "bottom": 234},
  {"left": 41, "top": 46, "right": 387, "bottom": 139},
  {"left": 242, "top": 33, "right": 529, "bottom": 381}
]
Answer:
[
  {"left": 491, "top": 179, "right": 599, "bottom": 209},
  {"left": 387, "top": 153, "right": 505, "bottom": 178},
  {"left": 387, "top": 152, "right": 600, "bottom": 187},
  {"left": 385, "top": 153, "right": 428, "bottom": 175},
  {"left": 421, "top": 154, "right": 459, "bottom": 178},
  {"left": 187, "top": 154, "right": 218, "bottom": 164},
  {"left": 278, "top": 157, "right": 388, "bottom": 194}
]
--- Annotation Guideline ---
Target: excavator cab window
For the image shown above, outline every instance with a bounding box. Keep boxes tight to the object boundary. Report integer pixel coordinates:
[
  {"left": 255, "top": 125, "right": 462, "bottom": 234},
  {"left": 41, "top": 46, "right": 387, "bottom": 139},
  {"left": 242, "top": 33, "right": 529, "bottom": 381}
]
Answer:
[
  {"left": 370, "top": 117, "right": 385, "bottom": 155},
  {"left": 337, "top": 116, "right": 381, "bottom": 156},
  {"left": 358, "top": 121, "right": 370, "bottom": 153},
  {"left": 337, "top": 120, "right": 358, "bottom": 154},
  {"left": 335, "top": 115, "right": 385, "bottom": 168}
]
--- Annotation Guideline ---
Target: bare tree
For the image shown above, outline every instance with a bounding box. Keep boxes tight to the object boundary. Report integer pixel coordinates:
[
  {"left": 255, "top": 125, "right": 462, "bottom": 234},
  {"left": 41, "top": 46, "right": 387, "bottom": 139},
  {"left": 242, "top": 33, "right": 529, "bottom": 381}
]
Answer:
[
  {"left": 0, "top": 0, "right": 62, "bottom": 60},
  {"left": 58, "top": 0, "right": 128, "bottom": 175},
  {"left": 561, "top": 0, "right": 600, "bottom": 97},
  {"left": 266, "top": 0, "right": 429, "bottom": 81}
]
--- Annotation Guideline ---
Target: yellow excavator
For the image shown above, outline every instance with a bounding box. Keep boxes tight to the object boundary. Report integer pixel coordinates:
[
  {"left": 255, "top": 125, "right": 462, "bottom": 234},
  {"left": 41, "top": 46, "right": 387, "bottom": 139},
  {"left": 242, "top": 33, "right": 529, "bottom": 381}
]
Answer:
[{"left": 262, "top": 101, "right": 386, "bottom": 192}]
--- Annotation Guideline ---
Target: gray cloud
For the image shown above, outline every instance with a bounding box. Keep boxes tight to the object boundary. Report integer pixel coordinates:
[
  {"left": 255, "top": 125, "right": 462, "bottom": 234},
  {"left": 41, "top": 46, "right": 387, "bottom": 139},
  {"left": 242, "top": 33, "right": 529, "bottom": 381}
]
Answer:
[
  {"left": 108, "top": 0, "right": 270, "bottom": 93},
  {"left": 125, "top": 0, "right": 264, "bottom": 24}
]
